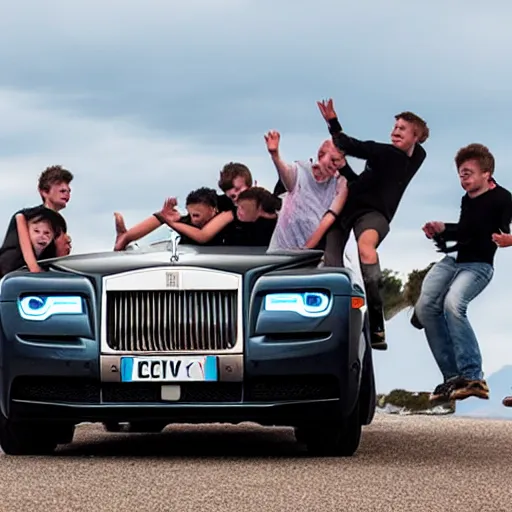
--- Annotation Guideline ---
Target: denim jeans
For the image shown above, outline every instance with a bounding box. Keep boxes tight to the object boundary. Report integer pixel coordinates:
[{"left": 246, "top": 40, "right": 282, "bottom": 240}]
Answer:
[{"left": 415, "top": 255, "right": 494, "bottom": 381}]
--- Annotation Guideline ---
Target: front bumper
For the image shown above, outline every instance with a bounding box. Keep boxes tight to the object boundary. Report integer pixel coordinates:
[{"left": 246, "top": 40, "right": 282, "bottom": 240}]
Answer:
[{"left": 1, "top": 309, "right": 365, "bottom": 427}]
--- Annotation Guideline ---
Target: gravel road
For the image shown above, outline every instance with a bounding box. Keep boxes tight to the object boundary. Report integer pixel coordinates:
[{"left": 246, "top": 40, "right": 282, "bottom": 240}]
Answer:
[{"left": 0, "top": 413, "right": 511, "bottom": 512}]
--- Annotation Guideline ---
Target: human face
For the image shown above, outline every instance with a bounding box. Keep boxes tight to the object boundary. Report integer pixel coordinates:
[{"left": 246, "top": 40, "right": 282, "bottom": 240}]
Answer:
[
  {"left": 390, "top": 118, "right": 419, "bottom": 152},
  {"left": 314, "top": 140, "right": 344, "bottom": 182},
  {"left": 236, "top": 198, "right": 260, "bottom": 222},
  {"left": 186, "top": 203, "right": 217, "bottom": 227},
  {"left": 41, "top": 181, "right": 71, "bottom": 210},
  {"left": 55, "top": 233, "right": 72, "bottom": 256},
  {"left": 226, "top": 176, "right": 250, "bottom": 203},
  {"left": 28, "top": 220, "right": 54, "bottom": 256},
  {"left": 457, "top": 159, "right": 491, "bottom": 196}
]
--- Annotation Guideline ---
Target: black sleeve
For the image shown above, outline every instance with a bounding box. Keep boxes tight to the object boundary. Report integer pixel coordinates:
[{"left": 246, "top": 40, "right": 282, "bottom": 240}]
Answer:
[
  {"left": 327, "top": 118, "right": 390, "bottom": 160},
  {"left": 338, "top": 162, "right": 359, "bottom": 184},
  {"left": 443, "top": 223, "right": 459, "bottom": 241},
  {"left": 498, "top": 190, "right": 512, "bottom": 234}
]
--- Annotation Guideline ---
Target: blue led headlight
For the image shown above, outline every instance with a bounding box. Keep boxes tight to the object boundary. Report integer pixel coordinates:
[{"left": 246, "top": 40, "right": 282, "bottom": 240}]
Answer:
[
  {"left": 18, "top": 295, "right": 83, "bottom": 321},
  {"left": 264, "top": 292, "right": 331, "bottom": 318}
]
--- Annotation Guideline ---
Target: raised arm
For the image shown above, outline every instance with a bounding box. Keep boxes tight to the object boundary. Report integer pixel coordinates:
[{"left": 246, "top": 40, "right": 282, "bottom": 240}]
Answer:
[
  {"left": 15, "top": 214, "right": 41, "bottom": 272},
  {"left": 317, "top": 98, "right": 389, "bottom": 160},
  {"left": 164, "top": 211, "right": 234, "bottom": 244},
  {"left": 264, "top": 131, "right": 297, "bottom": 192}
]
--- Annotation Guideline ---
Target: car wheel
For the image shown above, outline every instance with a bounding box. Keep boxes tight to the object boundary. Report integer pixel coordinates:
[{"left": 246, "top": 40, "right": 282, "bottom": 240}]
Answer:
[
  {"left": 295, "top": 402, "right": 362, "bottom": 457},
  {"left": 0, "top": 414, "right": 58, "bottom": 455}
]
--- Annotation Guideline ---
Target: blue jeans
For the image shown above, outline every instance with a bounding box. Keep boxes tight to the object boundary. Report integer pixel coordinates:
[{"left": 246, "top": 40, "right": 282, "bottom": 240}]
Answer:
[{"left": 415, "top": 255, "right": 493, "bottom": 382}]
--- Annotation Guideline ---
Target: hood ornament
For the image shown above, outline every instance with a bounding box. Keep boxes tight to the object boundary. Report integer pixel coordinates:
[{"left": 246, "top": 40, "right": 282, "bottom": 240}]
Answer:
[{"left": 169, "top": 234, "right": 181, "bottom": 262}]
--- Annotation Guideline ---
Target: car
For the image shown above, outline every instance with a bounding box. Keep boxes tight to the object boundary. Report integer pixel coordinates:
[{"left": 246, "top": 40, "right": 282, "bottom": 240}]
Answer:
[{"left": 0, "top": 236, "right": 376, "bottom": 456}]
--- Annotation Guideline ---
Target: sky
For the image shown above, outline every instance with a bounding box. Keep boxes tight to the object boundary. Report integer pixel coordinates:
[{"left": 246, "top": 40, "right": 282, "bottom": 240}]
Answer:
[{"left": 2, "top": 0, "right": 512, "bottom": 391}]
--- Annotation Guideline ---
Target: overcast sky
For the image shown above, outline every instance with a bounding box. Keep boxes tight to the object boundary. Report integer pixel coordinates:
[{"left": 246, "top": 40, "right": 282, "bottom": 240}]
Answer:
[{"left": 2, "top": 0, "right": 512, "bottom": 391}]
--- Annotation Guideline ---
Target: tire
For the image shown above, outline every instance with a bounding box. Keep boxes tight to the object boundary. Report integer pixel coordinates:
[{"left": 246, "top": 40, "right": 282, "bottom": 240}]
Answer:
[
  {"left": 0, "top": 414, "right": 58, "bottom": 455},
  {"left": 295, "top": 401, "right": 362, "bottom": 457},
  {"left": 359, "top": 343, "right": 377, "bottom": 426}
]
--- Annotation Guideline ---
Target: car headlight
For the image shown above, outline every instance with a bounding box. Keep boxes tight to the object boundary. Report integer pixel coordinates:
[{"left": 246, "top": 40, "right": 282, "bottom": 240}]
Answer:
[
  {"left": 18, "top": 295, "right": 83, "bottom": 321},
  {"left": 264, "top": 292, "right": 331, "bottom": 318}
]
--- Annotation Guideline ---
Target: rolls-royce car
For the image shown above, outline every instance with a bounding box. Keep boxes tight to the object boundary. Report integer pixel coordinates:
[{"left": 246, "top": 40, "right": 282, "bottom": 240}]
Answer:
[{"left": 0, "top": 239, "right": 376, "bottom": 457}]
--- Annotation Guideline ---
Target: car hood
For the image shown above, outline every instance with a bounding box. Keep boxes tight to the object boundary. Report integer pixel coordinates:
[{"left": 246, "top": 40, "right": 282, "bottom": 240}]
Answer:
[{"left": 47, "top": 243, "right": 325, "bottom": 277}]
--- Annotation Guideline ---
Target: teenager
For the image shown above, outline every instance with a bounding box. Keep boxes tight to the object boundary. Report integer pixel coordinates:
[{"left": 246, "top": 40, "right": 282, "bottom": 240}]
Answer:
[
  {"left": 264, "top": 132, "right": 349, "bottom": 252},
  {"left": 223, "top": 187, "right": 279, "bottom": 246},
  {"left": 415, "top": 143, "right": 512, "bottom": 403},
  {"left": 0, "top": 206, "right": 66, "bottom": 277},
  {"left": 315, "top": 98, "right": 429, "bottom": 350},
  {"left": 0, "top": 165, "right": 73, "bottom": 267},
  {"left": 217, "top": 161, "right": 282, "bottom": 213},
  {"left": 114, "top": 188, "right": 224, "bottom": 250},
  {"left": 159, "top": 187, "right": 279, "bottom": 246}
]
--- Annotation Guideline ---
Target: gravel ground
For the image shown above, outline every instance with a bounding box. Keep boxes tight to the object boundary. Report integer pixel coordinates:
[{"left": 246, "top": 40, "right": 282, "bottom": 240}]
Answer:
[{"left": 0, "top": 413, "right": 511, "bottom": 512}]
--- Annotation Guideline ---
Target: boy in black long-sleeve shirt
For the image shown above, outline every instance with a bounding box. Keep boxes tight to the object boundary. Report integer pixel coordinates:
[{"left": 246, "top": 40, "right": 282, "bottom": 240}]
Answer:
[
  {"left": 316, "top": 98, "right": 429, "bottom": 350},
  {"left": 415, "top": 143, "right": 512, "bottom": 403}
]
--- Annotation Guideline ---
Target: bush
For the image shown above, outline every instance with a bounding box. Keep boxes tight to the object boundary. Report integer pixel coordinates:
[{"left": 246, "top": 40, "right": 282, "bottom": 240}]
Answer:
[
  {"left": 379, "top": 388, "right": 455, "bottom": 413},
  {"left": 380, "top": 263, "right": 436, "bottom": 320}
]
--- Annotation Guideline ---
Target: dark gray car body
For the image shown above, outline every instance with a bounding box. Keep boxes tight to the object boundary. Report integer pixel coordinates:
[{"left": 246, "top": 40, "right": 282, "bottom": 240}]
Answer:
[{"left": 0, "top": 242, "right": 376, "bottom": 455}]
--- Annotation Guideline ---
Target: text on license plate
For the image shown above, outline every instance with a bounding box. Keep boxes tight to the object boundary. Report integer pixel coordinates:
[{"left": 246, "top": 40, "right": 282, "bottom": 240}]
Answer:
[{"left": 120, "top": 356, "right": 218, "bottom": 382}]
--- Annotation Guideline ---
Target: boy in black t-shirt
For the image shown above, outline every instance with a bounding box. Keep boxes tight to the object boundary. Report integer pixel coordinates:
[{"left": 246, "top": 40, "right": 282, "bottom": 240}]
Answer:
[
  {"left": 222, "top": 187, "right": 279, "bottom": 246},
  {"left": 0, "top": 206, "right": 66, "bottom": 277},
  {"left": 217, "top": 161, "right": 282, "bottom": 213},
  {"left": 160, "top": 187, "right": 279, "bottom": 247},
  {"left": 414, "top": 144, "right": 512, "bottom": 403},
  {"left": 113, "top": 187, "right": 222, "bottom": 250}
]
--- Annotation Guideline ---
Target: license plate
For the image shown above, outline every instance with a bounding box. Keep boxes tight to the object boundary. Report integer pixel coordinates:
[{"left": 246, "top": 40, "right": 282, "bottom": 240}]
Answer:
[{"left": 120, "top": 355, "right": 218, "bottom": 382}]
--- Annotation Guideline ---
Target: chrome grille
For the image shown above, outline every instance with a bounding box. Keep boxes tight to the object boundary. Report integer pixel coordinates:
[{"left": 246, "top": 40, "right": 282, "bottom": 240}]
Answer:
[{"left": 106, "top": 290, "right": 238, "bottom": 352}]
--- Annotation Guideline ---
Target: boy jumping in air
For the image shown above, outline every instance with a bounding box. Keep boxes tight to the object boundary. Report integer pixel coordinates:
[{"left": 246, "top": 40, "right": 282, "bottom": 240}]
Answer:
[
  {"left": 416, "top": 143, "right": 512, "bottom": 402},
  {"left": 315, "top": 98, "right": 429, "bottom": 350}
]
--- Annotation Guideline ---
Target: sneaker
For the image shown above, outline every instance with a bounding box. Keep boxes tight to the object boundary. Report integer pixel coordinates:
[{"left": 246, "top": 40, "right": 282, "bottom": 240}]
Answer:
[
  {"left": 503, "top": 396, "right": 512, "bottom": 407},
  {"left": 429, "top": 378, "right": 463, "bottom": 403},
  {"left": 450, "top": 379, "right": 489, "bottom": 401},
  {"left": 371, "top": 330, "right": 388, "bottom": 351}
]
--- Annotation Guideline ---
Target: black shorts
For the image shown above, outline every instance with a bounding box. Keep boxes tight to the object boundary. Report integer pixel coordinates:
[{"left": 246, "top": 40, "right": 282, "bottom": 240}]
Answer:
[
  {"left": 352, "top": 211, "right": 390, "bottom": 247},
  {"left": 322, "top": 210, "right": 390, "bottom": 267}
]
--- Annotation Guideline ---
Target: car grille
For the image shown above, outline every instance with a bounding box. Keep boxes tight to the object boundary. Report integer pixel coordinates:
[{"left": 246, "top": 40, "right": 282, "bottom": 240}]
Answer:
[{"left": 106, "top": 290, "right": 238, "bottom": 352}]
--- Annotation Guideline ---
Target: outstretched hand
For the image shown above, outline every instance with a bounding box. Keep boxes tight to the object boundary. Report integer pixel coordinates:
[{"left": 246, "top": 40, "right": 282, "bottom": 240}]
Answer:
[
  {"left": 264, "top": 131, "right": 280, "bottom": 153},
  {"left": 160, "top": 197, "right": 181, "bottom": 224},
  {"left": 492, "top": 232, "right": 512, "bottom": 247},
  {"left": 317, "top": 98, "right": 337, "bottom": 121},
  {"left": 422, "top": 221, "right": 445, "bottom": 239}
]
